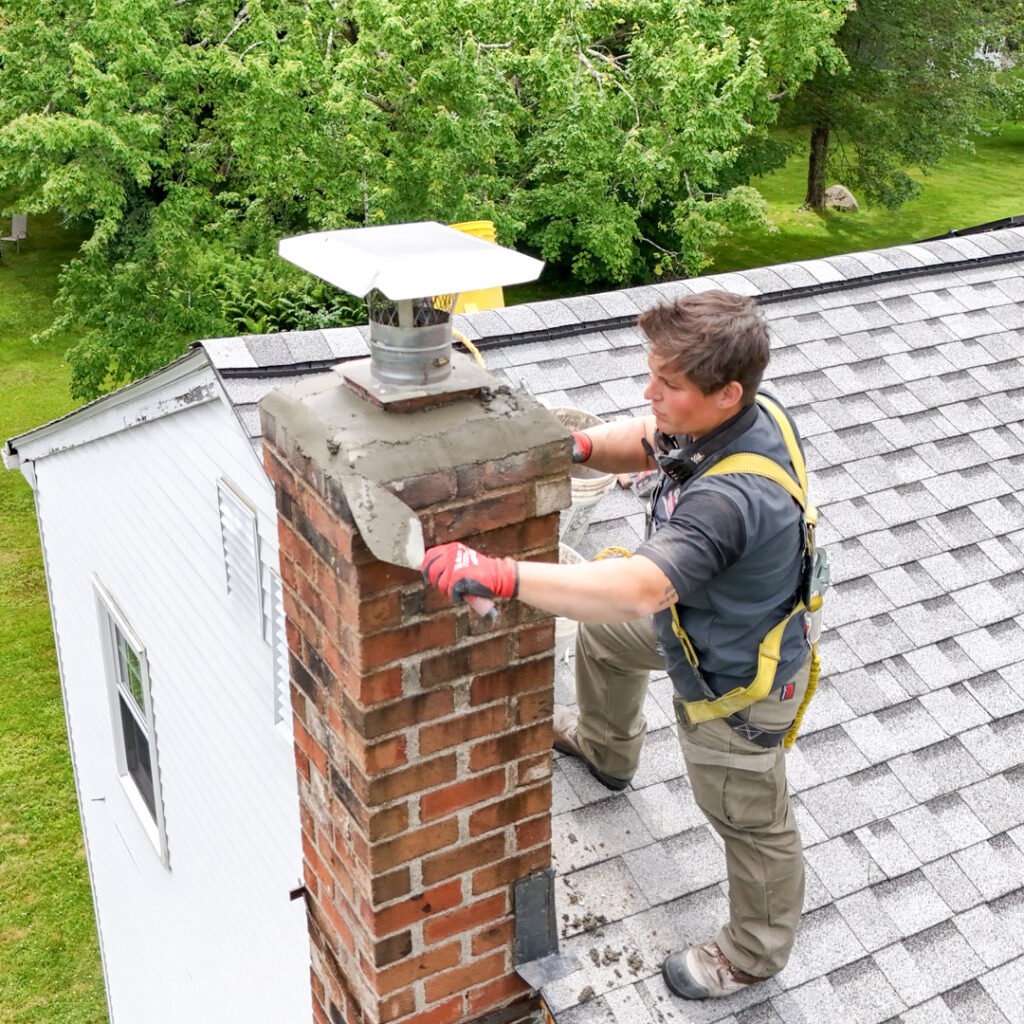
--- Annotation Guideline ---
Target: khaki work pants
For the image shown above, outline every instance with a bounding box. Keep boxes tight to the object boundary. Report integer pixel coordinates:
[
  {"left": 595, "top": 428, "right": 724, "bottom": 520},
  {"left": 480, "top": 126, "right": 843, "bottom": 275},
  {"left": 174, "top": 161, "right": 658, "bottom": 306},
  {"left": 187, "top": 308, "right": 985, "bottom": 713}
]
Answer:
[{"left": 573, "top": 616, "right": 809, "bottom": 978}]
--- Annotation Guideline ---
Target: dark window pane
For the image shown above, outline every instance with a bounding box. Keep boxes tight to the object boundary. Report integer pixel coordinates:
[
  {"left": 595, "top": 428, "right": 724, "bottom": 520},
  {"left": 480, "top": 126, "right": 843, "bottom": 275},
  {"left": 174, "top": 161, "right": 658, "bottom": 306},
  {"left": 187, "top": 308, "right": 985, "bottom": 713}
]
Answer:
[{"left": 119, "top": 696, "right": 155, "bottom": 818}]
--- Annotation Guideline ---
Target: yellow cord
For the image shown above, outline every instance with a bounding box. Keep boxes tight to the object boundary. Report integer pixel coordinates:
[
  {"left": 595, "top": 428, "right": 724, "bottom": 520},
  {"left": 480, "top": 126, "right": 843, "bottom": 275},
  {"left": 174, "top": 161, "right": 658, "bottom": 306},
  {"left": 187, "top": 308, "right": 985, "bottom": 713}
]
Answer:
[
  {"left": 593, "top": 547, "right": 633, "bottom": 560},
  {"left": 784, "top": 644, "right": 820, "bottom": 750},
  {"left": 452, "top": 329, "right": 486, "bottom": 369}
]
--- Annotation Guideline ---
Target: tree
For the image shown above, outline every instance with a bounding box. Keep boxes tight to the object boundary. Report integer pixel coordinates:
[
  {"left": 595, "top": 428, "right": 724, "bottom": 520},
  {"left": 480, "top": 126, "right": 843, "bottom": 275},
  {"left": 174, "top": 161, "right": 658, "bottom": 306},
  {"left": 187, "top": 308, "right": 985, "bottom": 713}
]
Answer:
[
  {"left": 0, "top": 0, "right": 846, "bottom": 399},
  {"left": 787, "top": 0, "right": 1001, "bottom": 211}
]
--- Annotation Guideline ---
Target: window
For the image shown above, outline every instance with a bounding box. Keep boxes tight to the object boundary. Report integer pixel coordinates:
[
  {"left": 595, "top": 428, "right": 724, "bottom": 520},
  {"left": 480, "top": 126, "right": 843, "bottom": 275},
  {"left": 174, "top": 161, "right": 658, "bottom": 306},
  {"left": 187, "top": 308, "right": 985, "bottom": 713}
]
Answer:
[
  {"left": 217, "top": 478, "right": 262, "bottom": 626},
  {"left": 95, "top": 580, "right": 169, "bottom": 865}
]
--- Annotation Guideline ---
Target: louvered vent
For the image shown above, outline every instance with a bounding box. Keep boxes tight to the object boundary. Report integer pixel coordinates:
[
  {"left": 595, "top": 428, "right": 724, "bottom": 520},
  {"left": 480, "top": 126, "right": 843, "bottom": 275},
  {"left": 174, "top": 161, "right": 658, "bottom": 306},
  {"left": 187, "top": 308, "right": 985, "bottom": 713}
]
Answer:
[
  {"left": 265, "top": 569, "right": 290, "bottom": 724},
  {"left": 217, "top": 479, "right": 262, "bottom": 625}
]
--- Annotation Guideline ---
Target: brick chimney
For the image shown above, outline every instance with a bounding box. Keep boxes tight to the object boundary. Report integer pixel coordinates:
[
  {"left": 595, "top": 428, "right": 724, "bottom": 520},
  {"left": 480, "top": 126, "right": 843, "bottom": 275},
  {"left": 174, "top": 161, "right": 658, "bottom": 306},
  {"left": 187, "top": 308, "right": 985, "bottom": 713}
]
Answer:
[{"left": 260, "top": 360, "right": 570, "bottom": 1024}]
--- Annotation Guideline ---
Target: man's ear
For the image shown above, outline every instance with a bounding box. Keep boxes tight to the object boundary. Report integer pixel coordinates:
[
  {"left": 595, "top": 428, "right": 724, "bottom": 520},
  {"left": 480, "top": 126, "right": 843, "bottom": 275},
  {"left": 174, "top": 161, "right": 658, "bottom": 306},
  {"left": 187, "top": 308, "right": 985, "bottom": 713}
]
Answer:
[{"left": 718, "top": 381, "right": 744, "bottom": 410}]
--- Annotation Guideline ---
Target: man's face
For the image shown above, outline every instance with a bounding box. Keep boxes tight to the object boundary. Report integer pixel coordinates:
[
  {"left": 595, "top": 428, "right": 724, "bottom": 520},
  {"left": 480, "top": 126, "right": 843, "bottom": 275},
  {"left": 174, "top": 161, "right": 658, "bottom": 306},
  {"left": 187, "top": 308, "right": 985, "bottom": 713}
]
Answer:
[{"left": 643, "top": 352, "right": 734, "bottom": 439}]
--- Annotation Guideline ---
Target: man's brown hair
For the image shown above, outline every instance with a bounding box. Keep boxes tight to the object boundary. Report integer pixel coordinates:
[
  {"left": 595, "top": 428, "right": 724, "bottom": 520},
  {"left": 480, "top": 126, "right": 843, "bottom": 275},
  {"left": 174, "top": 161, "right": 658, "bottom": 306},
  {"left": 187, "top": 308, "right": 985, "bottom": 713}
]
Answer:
[{"left": 638, "top": 290, "right": 770, "bottom": 405}]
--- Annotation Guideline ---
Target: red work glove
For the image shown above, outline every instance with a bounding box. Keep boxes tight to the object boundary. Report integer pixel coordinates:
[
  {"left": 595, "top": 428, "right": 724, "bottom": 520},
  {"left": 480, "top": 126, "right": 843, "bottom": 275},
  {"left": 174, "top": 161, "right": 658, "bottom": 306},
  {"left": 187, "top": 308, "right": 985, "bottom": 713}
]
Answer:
[
  {"left": 421, "top": 542, "right": 518, "bottom": 604},
  {"left": 571, "top": 431, "right": 593, "bottom": 464}
]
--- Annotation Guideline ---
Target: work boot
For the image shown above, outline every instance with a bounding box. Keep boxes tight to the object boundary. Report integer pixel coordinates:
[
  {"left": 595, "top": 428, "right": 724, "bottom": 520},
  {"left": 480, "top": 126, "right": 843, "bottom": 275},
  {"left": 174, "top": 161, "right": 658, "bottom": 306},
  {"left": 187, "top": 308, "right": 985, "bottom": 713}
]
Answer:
[
  {"left": 552, "top": 705, "right": 630, "bottom": 792},
  {"left": 662, "top": 942, "right": 766, "bottom": 1000}
]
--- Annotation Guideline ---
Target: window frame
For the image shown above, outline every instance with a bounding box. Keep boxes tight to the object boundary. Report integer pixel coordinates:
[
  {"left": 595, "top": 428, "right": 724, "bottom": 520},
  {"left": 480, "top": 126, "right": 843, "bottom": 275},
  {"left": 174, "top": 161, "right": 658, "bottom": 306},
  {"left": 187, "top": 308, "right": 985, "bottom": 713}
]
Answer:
[{"left": 94, "top": 578, "right": 170, "bottom": 867}]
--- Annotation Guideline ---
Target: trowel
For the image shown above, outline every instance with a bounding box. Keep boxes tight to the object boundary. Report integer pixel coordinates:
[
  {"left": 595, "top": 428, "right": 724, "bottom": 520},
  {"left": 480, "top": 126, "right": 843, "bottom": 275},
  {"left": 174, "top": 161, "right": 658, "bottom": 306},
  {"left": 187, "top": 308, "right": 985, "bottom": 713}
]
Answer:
[{"left": 338, "top": 474, "right": 498, "bottom": 623}]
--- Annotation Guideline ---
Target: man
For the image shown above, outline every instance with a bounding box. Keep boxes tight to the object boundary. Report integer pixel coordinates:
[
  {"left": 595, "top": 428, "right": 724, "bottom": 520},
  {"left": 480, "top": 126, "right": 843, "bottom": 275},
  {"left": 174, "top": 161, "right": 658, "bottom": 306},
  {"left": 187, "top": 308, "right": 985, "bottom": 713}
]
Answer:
[{"left": 421, "top": 291, "right": 812, "bottom": 1000}]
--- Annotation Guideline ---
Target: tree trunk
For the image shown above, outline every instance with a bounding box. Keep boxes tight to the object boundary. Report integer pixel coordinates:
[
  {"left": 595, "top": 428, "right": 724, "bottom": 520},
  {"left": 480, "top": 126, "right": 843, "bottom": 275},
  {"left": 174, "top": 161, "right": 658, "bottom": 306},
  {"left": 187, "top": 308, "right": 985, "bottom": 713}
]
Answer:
[{"left": 805, "top": 123, "right": 830, "bottom": 210}]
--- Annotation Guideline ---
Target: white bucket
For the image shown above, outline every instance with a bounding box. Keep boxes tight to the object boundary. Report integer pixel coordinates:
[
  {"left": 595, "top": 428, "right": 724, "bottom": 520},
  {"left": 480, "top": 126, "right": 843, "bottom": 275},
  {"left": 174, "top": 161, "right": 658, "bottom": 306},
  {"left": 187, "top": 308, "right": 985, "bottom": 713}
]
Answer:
[
  {"left": 550, "top": 407, "right": 616, "bottom": 547},
  {"left": 554, "top": 544, "right": 585, "bottom": 662}
]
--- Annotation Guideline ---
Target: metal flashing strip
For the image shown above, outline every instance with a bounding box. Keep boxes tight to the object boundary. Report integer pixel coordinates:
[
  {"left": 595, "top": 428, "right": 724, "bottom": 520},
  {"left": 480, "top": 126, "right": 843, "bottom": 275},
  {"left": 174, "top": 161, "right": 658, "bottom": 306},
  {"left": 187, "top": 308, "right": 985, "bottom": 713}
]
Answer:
[{"left": 213, "top": 243, "right": 1024, "bottom": 380}]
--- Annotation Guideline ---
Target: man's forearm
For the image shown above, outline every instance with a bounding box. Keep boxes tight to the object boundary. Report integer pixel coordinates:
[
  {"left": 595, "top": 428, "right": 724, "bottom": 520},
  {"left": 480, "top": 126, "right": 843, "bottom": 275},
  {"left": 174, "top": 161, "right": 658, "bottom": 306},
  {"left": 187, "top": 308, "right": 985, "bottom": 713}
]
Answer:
[
  {"left": 515, "top": 555, "right": 677, "bottom": 623},
  {"left": 579, "top": 416, "right": 658, "bottom": 474}
]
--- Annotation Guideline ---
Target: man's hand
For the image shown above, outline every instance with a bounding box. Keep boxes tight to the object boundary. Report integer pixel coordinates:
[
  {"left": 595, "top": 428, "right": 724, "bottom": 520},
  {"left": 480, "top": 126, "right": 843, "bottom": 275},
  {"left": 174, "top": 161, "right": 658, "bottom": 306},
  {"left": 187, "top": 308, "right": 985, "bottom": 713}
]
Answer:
[
  {"left": 571, "top": 431, "right": 593, "bottom": 464},
  {"left": 421, "top": 542, "right": 518, "bottom": 604}
]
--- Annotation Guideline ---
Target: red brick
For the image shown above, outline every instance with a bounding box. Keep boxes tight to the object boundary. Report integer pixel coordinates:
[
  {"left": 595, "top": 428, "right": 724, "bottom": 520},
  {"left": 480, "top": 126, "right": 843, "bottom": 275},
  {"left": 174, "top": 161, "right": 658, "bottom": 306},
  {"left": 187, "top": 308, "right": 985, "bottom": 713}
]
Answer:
[
  {"left": 374, "top": 930, "right": 412, "bottom": 968},
  {"left": 468, "top": 783, "right": 551, "bottom": 837},
  {"left": 514, "top": 690, "right": 553, "bottom": 726},
  {"left": 420, "top": 768, "right": 507, "bottom": 822},
  {"left": 432, "top": 490, "right": 530, "bottom": 544},
  {"left": 370, "top": 818, "right": 459, "bottom": 873},
  {"left": 358, "top": 616, "right": 458, "bottom": 670},
  {"left": 419, "top": 635, "right": 511, "bottom": 688},
  {"left": 418, "top": 705, "right": 508, "bottom": 757},
  {"left": 372, "top": 867, "right": 411, "bottom": 906},
  {"left": 353, "top": 734, "right": 408, "bottom": 775},
  {"left": 516, "top": 622, "right": 556, "bottom": 657},
  {"left": 422, "top": 834, "right": 506, "bottom": 886},
  {"left": 372, "top": 878, "right": 462, "bottom": 935},
  {"left": 356, "top": 753, "right": 457, "bottom": 806},
  {"left": 399, "top": 995, "right": 463, "bottom": 1024},
  {"left": 353, "top": 689, "right": 455, "bottom": 741},
  {"left": 470, "top": 514, "right": 560, "bottom": 559},
  {"left": 471, "top": 659, "right": 552, "bottom": 706},
  {"left": 349, "top": 665, "right": 404, "bottom": 706},
  {"left": 517, "top": 752, "right": 551, "bottom": 786},
  {"left": 423, "top": 950, "right": 506, "bottom": 1003},
  {"left": 472, "top": 917, "right": 514, "bottom": 955},
  {"left": 515, "top": 813, "right": 552, "bottom": 851},
  {"left": 379, "top": 988, "right": 416, "bottom": 1022},
  {"left": 375, "top": 940, "right": 461, "bottom": 995},
  {"left": 471, "top": 844, "right": 551, "bottom": 895},
  {"left": 469, "top": 722, "right": 553, "bottom": 772},
  {"left": 389, "top": 469, "right": 457, "bottom": 509},
  {"left": 423, "top": 893, "right": 506, "bottom": 945},
  {"left": 465, "top": 972, "right": 529, "bottom": 1017},
  {"left": 368, "top": 803, "right": 409, "bottom": 842}
]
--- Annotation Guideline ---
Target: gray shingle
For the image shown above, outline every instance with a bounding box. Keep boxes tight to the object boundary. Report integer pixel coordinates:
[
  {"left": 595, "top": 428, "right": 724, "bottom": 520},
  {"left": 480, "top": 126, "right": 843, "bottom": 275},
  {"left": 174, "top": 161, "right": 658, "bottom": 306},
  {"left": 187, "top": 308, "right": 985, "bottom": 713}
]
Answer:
[
  {"left": 888, "top": 737, "right": 986, "bottom": 801},
  {"left": 836, "top": 889, "right": 904, "bottom": 952},
  {"left": 912, "top": 288, "right": 969, "bottom": 318},
  {"left": 953, "top": 905, "right": 1019, "bottom": 970},
  {"left": 622, "top": 828, "right": 724, "bottom": 904},
  {"left": 889, "top": 795, "right": 989, "bottom": 864},
  {"left": 933, "top": 338, "right": 999, "bottom": 371},
  {"left": 557, "top": 857, "right": 650, "bottom": 937},
  {"left": 918, "top": 544, "right": 1003, "bottom": 592},
  {"left": 907, "top": 369, "right": 990, "bottom": 408},
  {"left": 824, "top": 358, "right": 903, "bottom": 393},
  {"left": 893, "top": 595, "right": 977, "bottom": 646},
  {"left": 844, "top": 700, "right": 945, "bottom": 763},
  {"left": 872, "top": 563, "right": 947, "bottom": 608},
  {"left": 775, "top": 904, "right": 866, "bottom": 990},
  {"left": 981, "top": 955, "right": 1024, "bottom": 1024},
  {"left": 894, "top": 996, "right": 958, "bottom": 1024},
  {"left": 569, "top": 348, "right": 649, "bottom": 385},
  {"left": 826, "top": 538, "right": 885, "bottom": 585},
  {"left": 838, "top": 613, "right": 917, "bottom": 663},
  {"left": 989, "top": 303, "right": 1024, "bottom": 330},
  {"left": 921, "top": 856, "right": 985, "bottom": 914},
  {"left": 957, "top": 620, "right": 1024, "bottom": 673},
  {"left": 960, "top": 771, "right": 1024, "bottom": 834},
  {"left": 901, "top": 638, "right": 981, "bottom": 690},
  {"left": 941, "top": 309, "right": 1009, "bottom": 341},
  {"left": 798, "top": 767, "right": 914, "bottom": 838},
  {"left": 626, "top": 778, "right": 706, "bottom": 842},
  {"left": 827, "top": 956, "right": 907, "bottom": 1024},
  {"left": 552, "top": 796, "right": 654, "bottom": 873},
  {"left": 953, "top": 577, "right": 1024, "bottom": 628},
  {"left": 960, "top": 712, "right": 1024, "bottom": 774},
  {"left": 917, "top": 435, "right": 992, "bottom": 475},
  {"left": 865, "top": 382, "right": 928, "bottom": 418},
  {"left": 923, "top": 466, "right": 1013, "bottom": 510},
  {"left": 945, "top": 979, "right": 1014, "bottom": 1023},
  {"left": 892, "top": 319, "right": 958, "bottom": 350},
  {"left": 805, "top": 833, "right": 886, "bottom": 900},
  {"left": 845, "top": 451, "right": 936, "bottom": 494},
  {"left": 972, "top": 426, "right": 1024, "bottom": 461},
  {"left": 917, "top": 682, "right": 991, "bottom": 735},
  {"left": 954, "top": 835, "right": 1024, "bottom": 902},
  {"left": 627, "top": 726, "right": 685, "bottom": 790},
  {"left": 792, "top": 724, "right": 871, "bottom": 786},
  {"left": 854, "top": 819, "right": 921, "bottom": 878}
]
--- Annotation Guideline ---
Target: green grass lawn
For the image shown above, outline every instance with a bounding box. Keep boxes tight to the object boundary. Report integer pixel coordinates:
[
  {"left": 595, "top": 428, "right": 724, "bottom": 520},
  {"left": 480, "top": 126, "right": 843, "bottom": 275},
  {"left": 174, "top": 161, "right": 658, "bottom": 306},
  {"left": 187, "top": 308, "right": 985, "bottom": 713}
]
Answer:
[
  {"left": 709, "top": 123, "right": 1024, "bottom": 272},
  {"left": 0, "top": 212, "right": 108, "bottom": 1024}
]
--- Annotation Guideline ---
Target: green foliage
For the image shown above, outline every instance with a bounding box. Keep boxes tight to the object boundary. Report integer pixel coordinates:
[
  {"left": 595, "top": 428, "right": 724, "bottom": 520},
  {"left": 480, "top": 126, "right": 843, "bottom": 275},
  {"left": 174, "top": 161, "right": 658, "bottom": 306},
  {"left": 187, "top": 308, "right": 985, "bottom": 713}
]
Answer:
[
  {"left": 786, "top": 0, "right": 1006, "bottom": 209},
  {"left": 0, "top": 0, "right": 846, "bottom": 398}
]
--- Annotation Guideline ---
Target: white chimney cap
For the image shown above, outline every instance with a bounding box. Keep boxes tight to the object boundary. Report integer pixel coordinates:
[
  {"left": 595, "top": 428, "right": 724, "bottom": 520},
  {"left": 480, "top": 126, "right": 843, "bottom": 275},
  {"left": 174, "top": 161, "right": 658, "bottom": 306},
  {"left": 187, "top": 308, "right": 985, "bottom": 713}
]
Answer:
[{"left": 278, "top": 222, "right": 544, "bottom": 300}]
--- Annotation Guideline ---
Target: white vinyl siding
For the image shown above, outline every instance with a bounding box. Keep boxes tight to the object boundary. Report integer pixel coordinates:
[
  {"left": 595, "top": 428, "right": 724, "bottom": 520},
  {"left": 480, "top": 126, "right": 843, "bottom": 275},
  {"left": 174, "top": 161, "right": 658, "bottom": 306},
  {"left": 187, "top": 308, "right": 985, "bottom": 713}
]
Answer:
[
  {"left": 34, "top": 396, "right": 309, "bottom": 1024},
  {"left": 217, "top": 478, "right": 262, "bottom": 626}
]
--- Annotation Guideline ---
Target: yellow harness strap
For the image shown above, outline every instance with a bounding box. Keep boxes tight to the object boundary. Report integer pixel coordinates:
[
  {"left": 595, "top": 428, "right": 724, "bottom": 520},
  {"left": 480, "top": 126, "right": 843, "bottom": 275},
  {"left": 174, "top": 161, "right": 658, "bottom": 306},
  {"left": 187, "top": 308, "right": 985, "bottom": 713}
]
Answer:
[{"left": 671, "top": 397, "right": 821, "bottom": 746}]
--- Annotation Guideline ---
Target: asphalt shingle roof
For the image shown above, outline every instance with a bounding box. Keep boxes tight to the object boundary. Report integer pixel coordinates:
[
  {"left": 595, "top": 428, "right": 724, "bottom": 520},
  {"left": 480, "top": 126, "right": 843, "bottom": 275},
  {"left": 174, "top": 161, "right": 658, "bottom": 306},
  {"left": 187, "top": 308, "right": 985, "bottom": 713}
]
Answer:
[{"left": 199, "top": 226, "right": 1024, "bottom": 1024}]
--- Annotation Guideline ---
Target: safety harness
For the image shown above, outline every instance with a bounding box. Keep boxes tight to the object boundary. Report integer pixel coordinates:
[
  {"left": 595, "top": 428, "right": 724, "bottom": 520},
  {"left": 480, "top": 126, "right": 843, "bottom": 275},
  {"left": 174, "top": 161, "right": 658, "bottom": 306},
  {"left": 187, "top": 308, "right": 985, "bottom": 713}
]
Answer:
[{"left": 667, "top": 394, "right": 829, "bottom": 749}]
